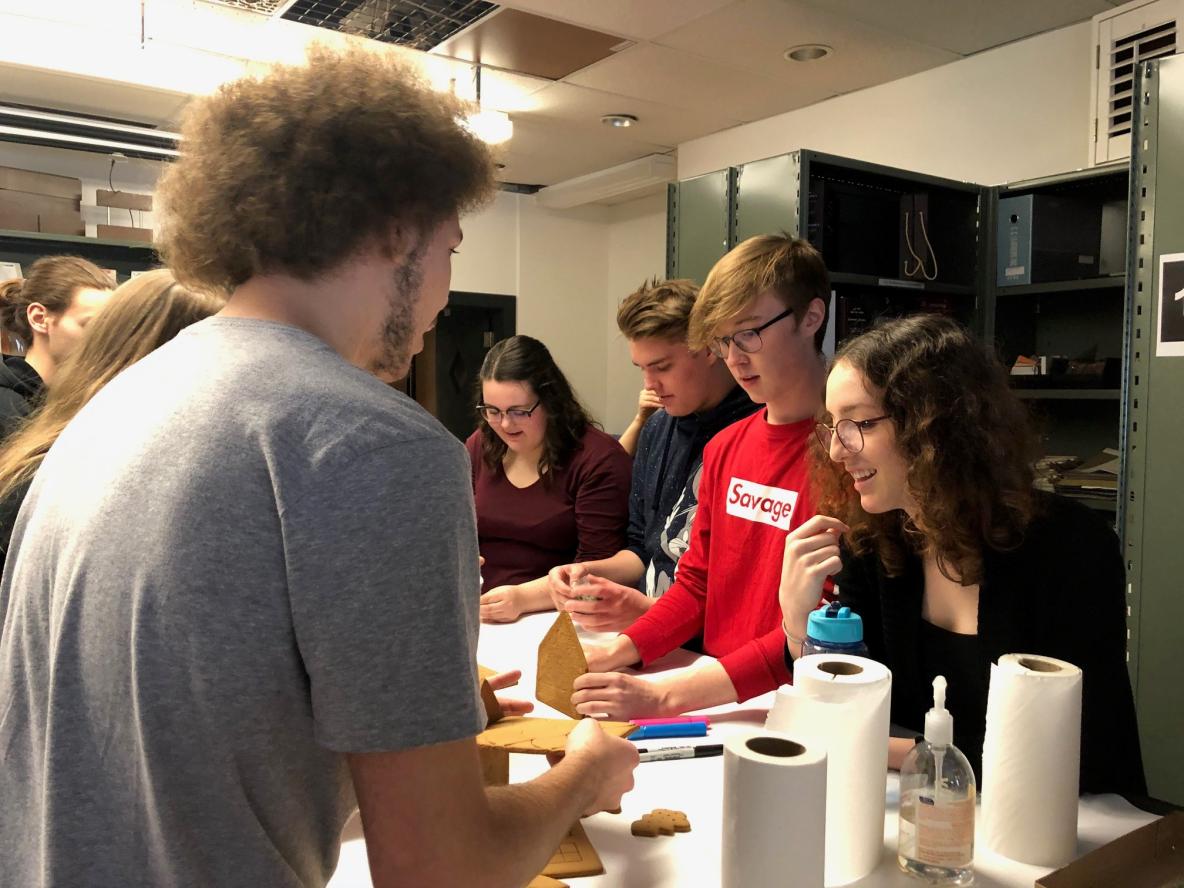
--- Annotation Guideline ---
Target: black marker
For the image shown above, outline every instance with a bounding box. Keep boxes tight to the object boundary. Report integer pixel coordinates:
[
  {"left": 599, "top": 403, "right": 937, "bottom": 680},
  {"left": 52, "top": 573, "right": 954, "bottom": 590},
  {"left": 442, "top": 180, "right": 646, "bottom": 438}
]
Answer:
[{"left": 637, "top": 743, "right": 724, "bottom": 763}]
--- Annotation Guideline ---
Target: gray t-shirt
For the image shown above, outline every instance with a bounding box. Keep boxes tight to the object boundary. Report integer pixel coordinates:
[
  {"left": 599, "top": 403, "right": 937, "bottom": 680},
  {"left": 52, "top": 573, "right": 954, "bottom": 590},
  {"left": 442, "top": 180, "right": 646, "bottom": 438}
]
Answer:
[{"left": 0, "top": 317, "right": 483, "bottom": 887}]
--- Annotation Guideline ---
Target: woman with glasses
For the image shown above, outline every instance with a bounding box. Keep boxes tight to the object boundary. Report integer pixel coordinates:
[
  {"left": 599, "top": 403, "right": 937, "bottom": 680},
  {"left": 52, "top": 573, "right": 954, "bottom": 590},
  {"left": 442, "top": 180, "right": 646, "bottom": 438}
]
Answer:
[
  {"left": 778, "top": 313, "right": 1144, "bottom": 795},
  {"left": 467, "top": 335, "right": 632, "bottom": 622}
]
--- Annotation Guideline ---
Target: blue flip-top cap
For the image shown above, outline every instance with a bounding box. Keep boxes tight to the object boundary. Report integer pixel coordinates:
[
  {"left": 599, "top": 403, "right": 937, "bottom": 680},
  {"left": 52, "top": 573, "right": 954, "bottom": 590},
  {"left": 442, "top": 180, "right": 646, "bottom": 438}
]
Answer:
[{"left": 806, "top": 601, "right": 864, "bottom": 644}]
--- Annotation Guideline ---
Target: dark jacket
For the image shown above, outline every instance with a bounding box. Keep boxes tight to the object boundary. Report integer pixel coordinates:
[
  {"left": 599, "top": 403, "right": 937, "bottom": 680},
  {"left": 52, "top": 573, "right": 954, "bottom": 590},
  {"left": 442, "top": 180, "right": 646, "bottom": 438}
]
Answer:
[
  {"left": 0, "top": 355, "right": 43, "bottom": 441},
  {"left": 836, "top": 492, "right": 1146, "bottom": 796},
  {"left": 626, "top": 384, "right": 757, "bottom": 596}
]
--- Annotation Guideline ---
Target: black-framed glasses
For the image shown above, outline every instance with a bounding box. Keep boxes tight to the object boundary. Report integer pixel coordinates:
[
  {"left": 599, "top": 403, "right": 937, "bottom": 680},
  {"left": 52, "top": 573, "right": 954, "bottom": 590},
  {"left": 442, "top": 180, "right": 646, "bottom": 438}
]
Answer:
[
  {"left": 814, "top": 416, "right": 891, "bottom": 454},
  {"left": 477, "top": 400, "right": 541, "bottom": 422},
  {"left": 708, "top": 307, "right": 795, "bottom": 358}
]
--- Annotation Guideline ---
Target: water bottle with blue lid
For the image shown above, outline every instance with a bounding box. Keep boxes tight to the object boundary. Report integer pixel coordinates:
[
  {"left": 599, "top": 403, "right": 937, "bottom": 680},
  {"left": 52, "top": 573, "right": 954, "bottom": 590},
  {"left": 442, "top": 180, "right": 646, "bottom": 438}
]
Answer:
[{"left": 801, "top": 601, "right": 868, "bottom": 658}]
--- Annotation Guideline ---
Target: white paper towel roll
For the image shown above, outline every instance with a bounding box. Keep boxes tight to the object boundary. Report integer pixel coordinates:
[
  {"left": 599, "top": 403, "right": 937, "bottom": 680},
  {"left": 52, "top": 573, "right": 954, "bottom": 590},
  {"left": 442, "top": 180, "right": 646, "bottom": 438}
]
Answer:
[
  {"left": 982, "top": 652, "right": 1083, "bottom": 867},
  {"left": 765, "top": 654, "right": 892, "bottom": 886},
  {"left": 721, "top": 731, "right": 827, "bottom": 888}
]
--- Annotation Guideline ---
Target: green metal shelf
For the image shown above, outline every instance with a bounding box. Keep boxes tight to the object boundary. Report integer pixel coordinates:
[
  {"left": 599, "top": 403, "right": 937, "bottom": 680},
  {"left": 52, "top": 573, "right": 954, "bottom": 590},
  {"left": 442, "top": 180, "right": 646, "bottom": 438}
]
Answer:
[
  {"left": 829, "top": 271, "right": 975, "bottom": 294},
  {"left": 1012, "top": 388, "right": 1122, "bottom": 400},
  {"left": 995, "top": 276, "right": 1125, "bottom": 296}
]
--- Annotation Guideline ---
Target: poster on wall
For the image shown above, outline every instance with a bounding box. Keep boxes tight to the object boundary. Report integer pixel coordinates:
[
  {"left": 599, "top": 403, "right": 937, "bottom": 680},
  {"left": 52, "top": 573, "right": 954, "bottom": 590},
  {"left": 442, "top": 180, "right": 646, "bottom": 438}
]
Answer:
[{"left": 1157, "top": 252, "right": 1184, "bottom": 357}]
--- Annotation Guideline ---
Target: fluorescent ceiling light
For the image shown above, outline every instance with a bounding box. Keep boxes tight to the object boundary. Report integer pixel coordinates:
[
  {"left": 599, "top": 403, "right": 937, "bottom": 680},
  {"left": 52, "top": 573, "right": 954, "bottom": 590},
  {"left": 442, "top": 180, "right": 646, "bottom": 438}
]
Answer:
[{"left": 0, "top": 104, "right": 180, "bottom": 161}]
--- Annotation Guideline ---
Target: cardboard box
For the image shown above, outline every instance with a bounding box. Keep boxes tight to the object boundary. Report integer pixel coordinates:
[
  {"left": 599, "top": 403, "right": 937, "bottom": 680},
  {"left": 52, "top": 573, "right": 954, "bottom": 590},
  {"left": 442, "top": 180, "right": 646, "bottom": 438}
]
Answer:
[
  {"left": 96, "top": 189, "right": 153, "bottom": 212},
  {"left": 0, "top": 205, "right": 38, "bottom": 233},
  {"left": 97, "top": 223, "right": 153, "bottom": 244},
  {"left": 0, "top": 165, "right": 82, "bottom": 201},
  {"left": 38, "top": 212, "right": 85, "bottom": 237},
  {"left": 1036, "top": 812, "right": 1184, "bottom": 888},
  {"left": 0, "top": 188, "right": 80, "bottom": 217}
]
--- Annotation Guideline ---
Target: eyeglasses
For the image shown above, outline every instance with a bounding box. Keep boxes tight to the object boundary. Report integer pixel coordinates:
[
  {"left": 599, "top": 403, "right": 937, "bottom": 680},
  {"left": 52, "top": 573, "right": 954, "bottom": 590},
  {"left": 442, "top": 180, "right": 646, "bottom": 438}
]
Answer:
[
  {"left": 477, "top": 400, "right": 541, "bottom": 422},
  {"left": 814, "top": 416, "right": 891, "bottom": 454},
  {"left": 708, "top": 307, "right": 795, "bottom": 358}
]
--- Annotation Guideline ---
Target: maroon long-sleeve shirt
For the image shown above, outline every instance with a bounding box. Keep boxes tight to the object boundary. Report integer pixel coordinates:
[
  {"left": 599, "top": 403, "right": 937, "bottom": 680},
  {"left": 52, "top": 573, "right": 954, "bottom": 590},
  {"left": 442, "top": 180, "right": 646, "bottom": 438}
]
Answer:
[{"left": 466, "top": 427, "right": 632, "bottom": 592}]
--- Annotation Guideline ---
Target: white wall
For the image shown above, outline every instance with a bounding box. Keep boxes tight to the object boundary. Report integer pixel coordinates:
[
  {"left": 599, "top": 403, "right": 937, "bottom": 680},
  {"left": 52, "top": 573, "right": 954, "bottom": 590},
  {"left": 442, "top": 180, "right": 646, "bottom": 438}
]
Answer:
[
  {"left": 456, "top": 189, "right": 666, "bottom": 434},
  {"left": 603, "top": 192, "right": 669, "bottom": 435},
  {"left": 678, "top": 22, "right": 1095, "bottom": 187}
]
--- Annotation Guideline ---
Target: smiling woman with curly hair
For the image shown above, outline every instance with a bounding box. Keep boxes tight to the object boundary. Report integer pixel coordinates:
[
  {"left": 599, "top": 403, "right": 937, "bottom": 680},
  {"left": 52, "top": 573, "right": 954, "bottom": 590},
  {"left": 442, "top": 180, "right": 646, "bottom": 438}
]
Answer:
[{"left": 778, "top": 313, "right": 1144, "bottom": 797}]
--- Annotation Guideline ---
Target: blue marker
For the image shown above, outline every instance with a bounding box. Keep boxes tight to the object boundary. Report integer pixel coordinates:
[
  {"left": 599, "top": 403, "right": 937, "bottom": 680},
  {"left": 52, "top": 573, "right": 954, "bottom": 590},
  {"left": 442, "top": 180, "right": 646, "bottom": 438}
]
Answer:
[{"left": 629, "top": 722, "right": 709, "bottom": 741}]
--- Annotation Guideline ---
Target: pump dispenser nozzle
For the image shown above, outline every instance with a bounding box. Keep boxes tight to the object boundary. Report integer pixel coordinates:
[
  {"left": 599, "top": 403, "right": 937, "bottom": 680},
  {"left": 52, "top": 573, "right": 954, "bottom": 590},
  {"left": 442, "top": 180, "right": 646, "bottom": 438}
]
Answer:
[{"left": 925, "top": 675, "right": 953, "bottom": 747}]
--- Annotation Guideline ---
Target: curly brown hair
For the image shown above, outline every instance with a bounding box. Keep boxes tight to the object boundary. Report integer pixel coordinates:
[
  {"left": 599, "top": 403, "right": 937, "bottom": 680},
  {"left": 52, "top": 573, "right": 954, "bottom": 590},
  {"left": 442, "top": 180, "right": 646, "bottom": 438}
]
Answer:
[
  {"left": 812, "top": 314, "right": 1038, "bottom": 584},
  {"left": 154, "top": 45, "right": 495, "bottom": 293},
  {"left": 476, "top": 335, "right": 597, "bottom": 478}
]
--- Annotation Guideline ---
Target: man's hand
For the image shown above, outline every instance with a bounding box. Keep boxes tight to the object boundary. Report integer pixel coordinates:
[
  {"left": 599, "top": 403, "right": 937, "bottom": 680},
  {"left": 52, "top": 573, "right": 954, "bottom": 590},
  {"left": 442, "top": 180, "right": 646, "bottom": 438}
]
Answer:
[
  {"left": 561, "top": 575, "right": 652, "bottom": 632},
  {"left": 485, "top": 669, "right": 533, "bottom": 717},
  {"left": 571, "top": 672, "right": 673, "bottom": 721},
  {"left": 479, "top": 585, "right": 524, "bottom": 623},
  {"left": 548, "top": 718, "right": 639, "bottom": 815},
  {"left": 636, "top": 387, "right": 662, "bottom": 422},
  {"left": 779, "top": 515, "right": 849, "bottom": 628},
  {"left": 582, "top": 635, "right": 640, "bottom": 673}
]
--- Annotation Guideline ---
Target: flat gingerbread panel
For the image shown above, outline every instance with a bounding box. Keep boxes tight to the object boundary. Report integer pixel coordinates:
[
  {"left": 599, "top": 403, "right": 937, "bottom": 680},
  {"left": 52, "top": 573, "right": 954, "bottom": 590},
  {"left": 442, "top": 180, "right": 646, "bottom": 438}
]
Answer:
[
  {"left": 475, "top": 717, "right": 635, "bottom": 754},
  {"left": 541, "top": 820, "right": 604, "bottom": 879}
]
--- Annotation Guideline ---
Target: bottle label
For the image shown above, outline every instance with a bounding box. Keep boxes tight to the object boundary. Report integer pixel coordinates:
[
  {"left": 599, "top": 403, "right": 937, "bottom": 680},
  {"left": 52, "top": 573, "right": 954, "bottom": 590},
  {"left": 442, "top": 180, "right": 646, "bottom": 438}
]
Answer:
[{"left": 904, "top": 790, "right": 974, "bottom": 867}]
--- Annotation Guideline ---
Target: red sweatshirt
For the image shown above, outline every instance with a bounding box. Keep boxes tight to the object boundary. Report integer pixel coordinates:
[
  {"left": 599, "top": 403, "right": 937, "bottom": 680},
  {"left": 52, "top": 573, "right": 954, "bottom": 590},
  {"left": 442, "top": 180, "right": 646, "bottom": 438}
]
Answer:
[{"left": 622, "top": 410, "right": 817, "bottom": 701}]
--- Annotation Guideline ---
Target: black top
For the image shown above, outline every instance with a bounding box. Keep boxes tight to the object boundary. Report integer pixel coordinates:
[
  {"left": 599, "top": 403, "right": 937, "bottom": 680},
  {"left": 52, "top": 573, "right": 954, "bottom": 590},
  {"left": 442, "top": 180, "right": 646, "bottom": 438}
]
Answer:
[
  {"left": 918, "top": 620, "right": 989, "bottom": 783},
  {"left": 625, "top": 384, "right": 757, "bottom": 595},
  {"left": 836, "top": 492, "right": 1146, "bottom": 796},
  {"left": 0, "top": 355, "right": 43, "bottom": 441}
]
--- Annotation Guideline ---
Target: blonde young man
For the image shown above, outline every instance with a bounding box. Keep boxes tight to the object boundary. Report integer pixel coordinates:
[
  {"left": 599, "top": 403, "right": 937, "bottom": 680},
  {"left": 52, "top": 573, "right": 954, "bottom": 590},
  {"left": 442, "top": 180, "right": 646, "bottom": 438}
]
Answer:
[
  {"left": 573, "top": 236, "right": 830, "bottom": 719},
  {"left": 546, "top": 279, "right": 756, "bottom": 632},
  {"left": 0, "top": 49, "right": 636, "bottom": 888}
]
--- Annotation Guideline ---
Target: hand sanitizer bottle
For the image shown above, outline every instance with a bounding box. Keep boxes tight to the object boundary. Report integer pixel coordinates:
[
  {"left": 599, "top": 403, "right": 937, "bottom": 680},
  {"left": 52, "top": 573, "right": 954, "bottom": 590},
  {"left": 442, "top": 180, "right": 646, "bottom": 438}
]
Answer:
[{"left": 898, "top": 676, "right": 976, "bottom": 885}]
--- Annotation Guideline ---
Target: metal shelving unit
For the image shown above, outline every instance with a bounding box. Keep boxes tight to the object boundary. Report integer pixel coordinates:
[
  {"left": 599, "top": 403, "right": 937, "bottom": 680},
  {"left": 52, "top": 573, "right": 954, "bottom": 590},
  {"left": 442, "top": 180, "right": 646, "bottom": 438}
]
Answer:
[
  {"left": 0, "top": 228, "right": 157, "bottom": 282},
  {"left": 667, "top": 149, "right": 985, "bottom": 345}
]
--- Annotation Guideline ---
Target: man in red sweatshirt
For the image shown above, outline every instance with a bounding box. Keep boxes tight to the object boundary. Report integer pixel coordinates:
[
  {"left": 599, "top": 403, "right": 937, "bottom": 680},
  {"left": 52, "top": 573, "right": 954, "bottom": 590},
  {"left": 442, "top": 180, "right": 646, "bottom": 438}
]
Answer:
[{"left": 573, "top": 235, "right": 830, "bottom": 717}]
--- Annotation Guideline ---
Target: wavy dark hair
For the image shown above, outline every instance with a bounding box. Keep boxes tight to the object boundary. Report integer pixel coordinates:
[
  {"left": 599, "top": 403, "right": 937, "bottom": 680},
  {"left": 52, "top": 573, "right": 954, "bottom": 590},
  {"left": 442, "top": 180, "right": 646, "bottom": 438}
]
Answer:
[
  {"left": 476, "top": 335, "right": 597, "bottom": 477},
  {"left": 812, "top": 314, "right": 1039, "bottom": 584}
]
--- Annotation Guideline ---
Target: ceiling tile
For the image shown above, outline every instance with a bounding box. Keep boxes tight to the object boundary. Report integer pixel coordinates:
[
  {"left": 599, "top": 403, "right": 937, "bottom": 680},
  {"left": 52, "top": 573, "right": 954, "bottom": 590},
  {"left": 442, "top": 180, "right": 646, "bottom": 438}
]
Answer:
[
  {"left": 656, "top": 0, "right": 959, "bottom": 92},
  {"left": 516, "top": 81, "right": 744, "bottom": 147},
  {"left": 493, "top": 0, "right": 740, "bottom": 41},
  {"left": 494, "top": 116, "right": 670, "bottom": 186},
  {"left": 434, "top": 8, "right": 623, "bottom": 80},
  {"left": 564, "top": 42, "right": 818, "bottom": 123},
  {"left": 795, "top": 0, "right": 1113, "bottom": 56}
]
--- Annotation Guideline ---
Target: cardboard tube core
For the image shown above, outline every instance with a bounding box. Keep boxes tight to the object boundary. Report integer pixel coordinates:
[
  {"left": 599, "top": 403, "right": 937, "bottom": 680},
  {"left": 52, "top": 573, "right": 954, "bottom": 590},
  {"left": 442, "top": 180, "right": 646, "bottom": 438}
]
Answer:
[
  {"left": 1018, "top": 657, "right": 1062, "bottom": 673},
  {"left": 747, "top": 736, "right": 806, "bottom": 758},
  {"left": 819, "top": 661, "right": 863, "bottom": 677}
]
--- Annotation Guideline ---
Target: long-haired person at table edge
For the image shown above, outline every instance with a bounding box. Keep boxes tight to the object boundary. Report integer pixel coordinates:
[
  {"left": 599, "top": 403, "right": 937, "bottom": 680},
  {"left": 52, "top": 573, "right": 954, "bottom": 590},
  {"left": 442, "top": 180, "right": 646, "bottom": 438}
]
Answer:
[
  {"left": 0, "top": 255, "right": 114, "bottom": 439},
  {"left": 0, "top": 269, "right": 226, "bottom": 561},
  {"left": 468, "top": 334, "right": 632, "bottom": 622},
  {"left": 778, "top": 313, "right": 1144, "bottom": 795}
]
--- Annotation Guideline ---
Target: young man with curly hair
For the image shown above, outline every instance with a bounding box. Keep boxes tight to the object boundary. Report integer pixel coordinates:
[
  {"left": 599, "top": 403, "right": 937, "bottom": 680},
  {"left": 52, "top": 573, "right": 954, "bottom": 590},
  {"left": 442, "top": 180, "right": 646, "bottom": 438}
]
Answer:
[
  {"left": 0, "top": 48, "right": 636, "bottom": 888},
  {"left": 545, "top": 278, "right": 757, "bottom": 632},
  {"left": 573, "top": 236, "right": 830, "bottom": 718}
]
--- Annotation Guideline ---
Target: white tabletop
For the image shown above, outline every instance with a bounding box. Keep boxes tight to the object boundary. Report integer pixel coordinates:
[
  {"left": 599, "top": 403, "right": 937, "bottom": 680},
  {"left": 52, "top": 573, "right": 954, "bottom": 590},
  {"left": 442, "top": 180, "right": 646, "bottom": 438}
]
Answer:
[{"left": 328, "top": 612, "right": 1158, "bottom": 888}]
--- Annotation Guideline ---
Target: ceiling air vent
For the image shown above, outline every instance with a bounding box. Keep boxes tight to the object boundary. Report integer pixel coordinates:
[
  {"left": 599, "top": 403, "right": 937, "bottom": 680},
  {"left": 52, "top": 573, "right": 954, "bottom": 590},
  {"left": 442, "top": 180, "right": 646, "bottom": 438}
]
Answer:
[
  {"left": 1091, "top": 0, "right": 1182, "bottom": 164},
  {"left": 1105, "top": 19, "right": 1176, "bottom": 140},
  {"left": 282, "top": 0, "right": 497, "bottom": 50}
]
